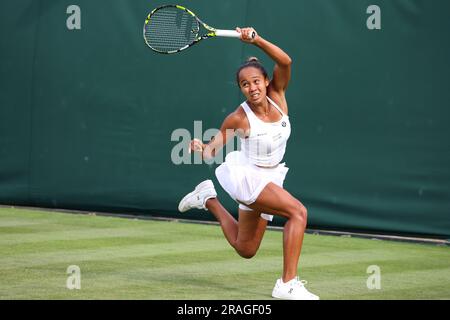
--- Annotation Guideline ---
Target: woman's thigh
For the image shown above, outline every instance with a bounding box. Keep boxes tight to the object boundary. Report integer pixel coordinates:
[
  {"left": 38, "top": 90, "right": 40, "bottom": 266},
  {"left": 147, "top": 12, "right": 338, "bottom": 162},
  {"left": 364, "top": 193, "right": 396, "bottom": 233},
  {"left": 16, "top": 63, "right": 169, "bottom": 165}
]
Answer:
[{"left": 247, "top": 182, "right": 304, "bottom": 219}]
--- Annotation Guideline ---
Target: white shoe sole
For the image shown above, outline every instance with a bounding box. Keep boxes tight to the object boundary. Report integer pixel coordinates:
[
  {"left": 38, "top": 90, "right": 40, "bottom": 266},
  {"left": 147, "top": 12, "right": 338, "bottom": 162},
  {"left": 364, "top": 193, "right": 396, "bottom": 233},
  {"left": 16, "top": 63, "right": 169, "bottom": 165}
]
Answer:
[{"left": 272, "top": 290, "right": 320, "bottom": 300}]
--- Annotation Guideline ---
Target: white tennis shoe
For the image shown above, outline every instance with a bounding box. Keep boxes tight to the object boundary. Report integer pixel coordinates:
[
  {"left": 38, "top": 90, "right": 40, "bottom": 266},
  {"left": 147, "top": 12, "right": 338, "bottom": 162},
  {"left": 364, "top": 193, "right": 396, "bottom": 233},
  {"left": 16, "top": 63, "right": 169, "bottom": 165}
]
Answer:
[
  {"left": 272, "top": 277, "right": 320, "bottom": 300},
  {"left": 178, "top": 180, "right": 217, "bottom": 213}
]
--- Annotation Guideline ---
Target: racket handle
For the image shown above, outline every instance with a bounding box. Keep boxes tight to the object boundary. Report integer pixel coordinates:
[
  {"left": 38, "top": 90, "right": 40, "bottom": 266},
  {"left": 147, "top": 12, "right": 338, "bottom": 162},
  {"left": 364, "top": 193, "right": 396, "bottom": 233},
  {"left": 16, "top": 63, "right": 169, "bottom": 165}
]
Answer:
[
  {"left": 215, "top": 29, "right": 257, "bottom": 39},
  {"left": 215, "top": 29, "right": 241, "bottom": 38}
]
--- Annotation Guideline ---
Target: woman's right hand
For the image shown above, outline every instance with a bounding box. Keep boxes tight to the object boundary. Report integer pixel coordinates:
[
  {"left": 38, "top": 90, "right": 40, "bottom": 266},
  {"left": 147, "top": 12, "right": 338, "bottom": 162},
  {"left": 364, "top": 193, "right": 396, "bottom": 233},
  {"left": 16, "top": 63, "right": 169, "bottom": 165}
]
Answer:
[{"left": 236, "top": 27, "right": 258, "bottom": 44}]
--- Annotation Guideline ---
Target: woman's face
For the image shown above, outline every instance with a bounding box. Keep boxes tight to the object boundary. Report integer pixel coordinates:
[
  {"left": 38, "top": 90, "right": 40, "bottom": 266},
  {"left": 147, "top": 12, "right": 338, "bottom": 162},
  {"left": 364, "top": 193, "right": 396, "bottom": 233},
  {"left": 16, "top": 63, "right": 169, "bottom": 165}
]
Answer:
[{"left": 238, "top": 67, "right": 269, "bottom": 105}]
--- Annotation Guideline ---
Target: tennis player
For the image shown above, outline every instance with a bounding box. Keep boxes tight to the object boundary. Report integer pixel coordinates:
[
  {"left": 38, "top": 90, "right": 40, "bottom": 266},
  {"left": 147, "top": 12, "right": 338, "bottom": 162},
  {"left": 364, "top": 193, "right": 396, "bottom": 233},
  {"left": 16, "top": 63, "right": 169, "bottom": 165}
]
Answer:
[{"left": 178, "top": 27, "right": 319, "bottom": 300}]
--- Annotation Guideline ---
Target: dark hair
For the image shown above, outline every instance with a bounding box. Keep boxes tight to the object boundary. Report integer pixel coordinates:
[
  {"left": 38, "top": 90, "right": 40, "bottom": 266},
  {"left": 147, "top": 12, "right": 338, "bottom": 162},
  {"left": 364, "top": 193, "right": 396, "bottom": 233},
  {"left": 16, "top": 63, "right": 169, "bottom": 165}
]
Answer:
[{"left": 236, "top": 57, "right": 268, "bottom": 87}]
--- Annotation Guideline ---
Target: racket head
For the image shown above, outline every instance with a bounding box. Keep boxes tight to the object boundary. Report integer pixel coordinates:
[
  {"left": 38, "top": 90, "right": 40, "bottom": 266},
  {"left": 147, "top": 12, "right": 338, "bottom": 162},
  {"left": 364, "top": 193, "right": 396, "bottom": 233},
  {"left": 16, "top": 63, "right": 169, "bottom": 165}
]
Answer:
[{"left": 143, "top": 5, "right": 204, "bottom": 54}]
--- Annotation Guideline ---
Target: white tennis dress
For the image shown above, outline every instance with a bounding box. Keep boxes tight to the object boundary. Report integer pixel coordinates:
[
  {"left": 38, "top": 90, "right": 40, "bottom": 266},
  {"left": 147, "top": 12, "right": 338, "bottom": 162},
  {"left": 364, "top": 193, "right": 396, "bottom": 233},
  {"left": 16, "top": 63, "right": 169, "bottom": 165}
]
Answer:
[{"left": 215, "top": 97, "right": 291, "bottom": 221}]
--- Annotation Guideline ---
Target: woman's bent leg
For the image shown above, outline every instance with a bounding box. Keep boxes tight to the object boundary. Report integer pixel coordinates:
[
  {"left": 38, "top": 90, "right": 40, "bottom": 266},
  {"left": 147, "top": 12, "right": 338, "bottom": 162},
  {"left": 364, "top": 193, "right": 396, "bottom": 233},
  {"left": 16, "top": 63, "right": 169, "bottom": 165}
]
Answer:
[{"left": 206, "top": 199, "right": 267, "bottom": 258}]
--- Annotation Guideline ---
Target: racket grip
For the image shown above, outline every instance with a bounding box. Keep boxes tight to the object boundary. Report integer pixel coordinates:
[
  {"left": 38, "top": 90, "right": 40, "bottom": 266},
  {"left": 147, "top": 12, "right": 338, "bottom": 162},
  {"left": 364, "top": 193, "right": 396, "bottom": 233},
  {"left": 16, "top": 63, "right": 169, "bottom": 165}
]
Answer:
[{"left": 215, "top": 29, "right": 241, "bottom": 38}]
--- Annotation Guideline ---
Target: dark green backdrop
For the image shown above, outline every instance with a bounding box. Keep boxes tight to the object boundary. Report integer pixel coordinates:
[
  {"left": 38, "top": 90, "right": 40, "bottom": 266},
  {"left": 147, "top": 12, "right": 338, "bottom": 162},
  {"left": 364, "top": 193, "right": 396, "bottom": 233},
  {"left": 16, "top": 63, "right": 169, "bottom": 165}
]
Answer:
[{"left": 1, "top": 0, "right": 449, "bottom": 238}]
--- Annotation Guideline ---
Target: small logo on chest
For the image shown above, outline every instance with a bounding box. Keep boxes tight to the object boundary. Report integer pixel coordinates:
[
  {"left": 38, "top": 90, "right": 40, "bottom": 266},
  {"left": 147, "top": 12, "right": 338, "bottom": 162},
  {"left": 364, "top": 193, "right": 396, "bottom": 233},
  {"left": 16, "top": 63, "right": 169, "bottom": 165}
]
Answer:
[{"left": 281, "top": 121, "right": 287, "bottom": 127}]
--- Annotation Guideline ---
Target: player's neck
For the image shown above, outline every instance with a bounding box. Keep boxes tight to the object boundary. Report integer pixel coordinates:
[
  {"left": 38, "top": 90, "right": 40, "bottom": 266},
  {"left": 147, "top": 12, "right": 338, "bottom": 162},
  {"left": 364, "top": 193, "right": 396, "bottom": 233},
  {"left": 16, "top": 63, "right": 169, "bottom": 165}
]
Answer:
[{"left": 248, "top": 98, "right": 270, "bottom": 116}]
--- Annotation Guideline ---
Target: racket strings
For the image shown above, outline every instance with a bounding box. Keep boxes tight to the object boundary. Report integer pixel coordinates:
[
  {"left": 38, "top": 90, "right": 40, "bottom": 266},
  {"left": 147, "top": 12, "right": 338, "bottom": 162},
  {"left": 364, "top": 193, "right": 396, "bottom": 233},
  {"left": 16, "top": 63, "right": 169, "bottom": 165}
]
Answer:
[{"left": 144, "top": 7, "right": 199, "bottom": 53}]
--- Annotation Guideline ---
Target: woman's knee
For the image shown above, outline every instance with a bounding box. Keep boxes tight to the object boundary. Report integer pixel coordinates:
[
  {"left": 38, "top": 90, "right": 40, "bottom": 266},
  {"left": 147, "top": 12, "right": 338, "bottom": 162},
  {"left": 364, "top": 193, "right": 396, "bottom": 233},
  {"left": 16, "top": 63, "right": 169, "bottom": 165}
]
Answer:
[
  {"left": 235, "top": 243, "right": 258, "bottom": 259},
  {"left": 286, "top": 200, "right": 307, "bottom": 225},
  {"left": 238, "top": 250, "right": 256, "bottom": 259}
]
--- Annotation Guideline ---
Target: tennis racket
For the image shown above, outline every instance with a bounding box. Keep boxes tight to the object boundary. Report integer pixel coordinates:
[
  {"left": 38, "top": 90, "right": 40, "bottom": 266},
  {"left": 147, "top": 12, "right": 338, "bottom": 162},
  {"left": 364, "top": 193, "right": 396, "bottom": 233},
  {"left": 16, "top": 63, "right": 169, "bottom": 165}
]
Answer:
[{"left": 143, "top": 4, "right": 255, "bottom": 54}]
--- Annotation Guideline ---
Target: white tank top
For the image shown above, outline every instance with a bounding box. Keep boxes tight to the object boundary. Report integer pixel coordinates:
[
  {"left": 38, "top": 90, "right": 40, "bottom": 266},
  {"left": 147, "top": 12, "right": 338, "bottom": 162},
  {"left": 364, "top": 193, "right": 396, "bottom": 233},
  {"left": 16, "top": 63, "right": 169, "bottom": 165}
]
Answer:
[{"left": 240, "top": 97, "right": 291, "bottom": 167}]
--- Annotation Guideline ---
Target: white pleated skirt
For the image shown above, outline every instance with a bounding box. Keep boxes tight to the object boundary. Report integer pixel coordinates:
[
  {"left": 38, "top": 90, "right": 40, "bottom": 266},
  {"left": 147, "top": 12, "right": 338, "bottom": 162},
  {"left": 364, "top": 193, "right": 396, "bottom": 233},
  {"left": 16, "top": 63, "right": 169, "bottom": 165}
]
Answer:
[{"left": 215, "top": 151, "right": 289, "bottom": 221}]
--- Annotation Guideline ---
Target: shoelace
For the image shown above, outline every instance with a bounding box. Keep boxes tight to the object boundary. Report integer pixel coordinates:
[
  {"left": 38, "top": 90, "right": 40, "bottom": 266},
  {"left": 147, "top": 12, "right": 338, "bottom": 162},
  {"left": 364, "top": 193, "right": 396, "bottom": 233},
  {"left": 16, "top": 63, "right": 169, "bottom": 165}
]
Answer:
[
  {"left": 292, "top": 277, "right": 308, "bottom": 287},
  {"left": 293, "top": 278, "right": 318, "bottom": 298}
]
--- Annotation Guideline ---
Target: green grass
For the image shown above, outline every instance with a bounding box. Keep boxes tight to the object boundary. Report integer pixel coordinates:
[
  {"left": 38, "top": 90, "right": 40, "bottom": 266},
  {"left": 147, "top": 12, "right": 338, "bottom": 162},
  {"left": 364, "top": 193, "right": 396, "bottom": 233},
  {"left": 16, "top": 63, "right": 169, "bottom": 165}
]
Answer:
[{"left": 0, "top": 206, "right": 449, "bottom": 300}]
